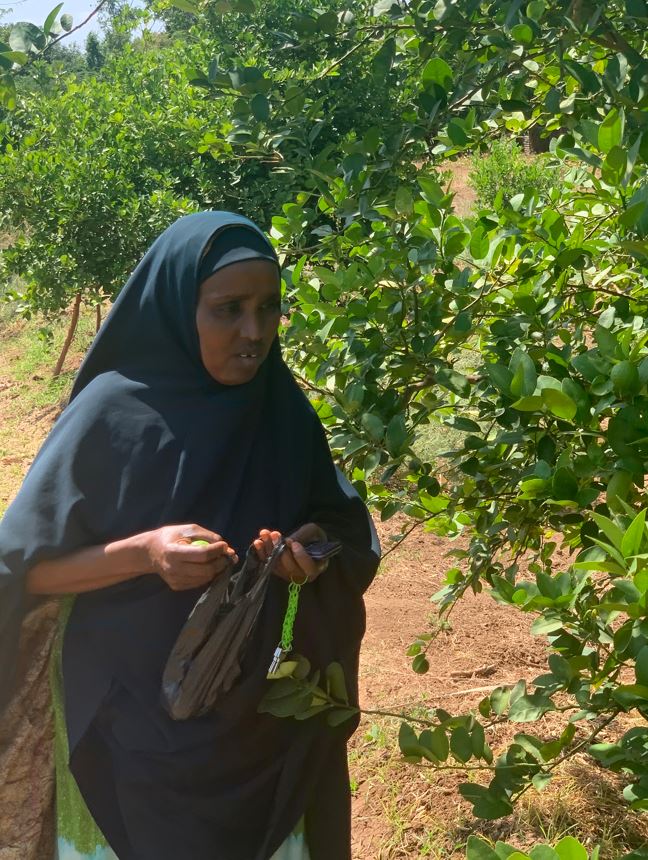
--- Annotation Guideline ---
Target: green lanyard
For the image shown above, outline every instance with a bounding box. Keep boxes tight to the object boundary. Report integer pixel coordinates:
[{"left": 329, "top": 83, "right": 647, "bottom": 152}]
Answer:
[{"left": 268, "top": 580, "right": 303, "bottom": 675}]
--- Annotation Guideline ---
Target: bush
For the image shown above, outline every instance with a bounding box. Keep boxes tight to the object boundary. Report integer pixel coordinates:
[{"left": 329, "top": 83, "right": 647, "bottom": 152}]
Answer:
[
  {"left": 469, "top": 137, "right": 558, "bottom": 209},
  {"left": 465, "top": 835, "right": 599, "bottom": 860}
]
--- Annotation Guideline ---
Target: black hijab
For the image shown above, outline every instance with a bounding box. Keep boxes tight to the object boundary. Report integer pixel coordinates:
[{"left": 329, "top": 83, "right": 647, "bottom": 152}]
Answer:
[{"left": 0, "top": 211, "right": 379, "bottom": 860}]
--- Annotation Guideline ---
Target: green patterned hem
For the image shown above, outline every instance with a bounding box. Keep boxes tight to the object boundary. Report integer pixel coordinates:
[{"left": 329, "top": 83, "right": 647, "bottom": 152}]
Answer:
[{"left": 51, "top": 595, "right": 109, "bottom": 855}]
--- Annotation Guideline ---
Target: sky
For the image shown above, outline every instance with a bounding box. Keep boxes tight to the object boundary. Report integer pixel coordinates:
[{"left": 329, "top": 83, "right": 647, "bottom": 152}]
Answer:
[{"left": 1, "top": 1, "right": 106, "bottom": 45}]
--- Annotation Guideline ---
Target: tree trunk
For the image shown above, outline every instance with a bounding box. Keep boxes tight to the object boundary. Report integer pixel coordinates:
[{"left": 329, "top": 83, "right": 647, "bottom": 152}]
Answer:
[
  {"left": 95, "top": 303, "right": 102, "bottom": 333},
  {"left": 53, "top": 292, "right": 82, "bottom": 377}
]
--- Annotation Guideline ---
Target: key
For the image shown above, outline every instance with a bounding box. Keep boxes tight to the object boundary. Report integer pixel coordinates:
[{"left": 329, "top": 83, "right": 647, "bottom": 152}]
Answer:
[{"left": 268, "top": 645, "right": 285, "bottom": 675}]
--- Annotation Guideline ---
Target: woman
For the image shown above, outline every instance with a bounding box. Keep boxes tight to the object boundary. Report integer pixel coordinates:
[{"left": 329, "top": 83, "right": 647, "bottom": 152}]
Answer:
[{"left": 0, "top": 212, "right": 380, "bottom": 860}]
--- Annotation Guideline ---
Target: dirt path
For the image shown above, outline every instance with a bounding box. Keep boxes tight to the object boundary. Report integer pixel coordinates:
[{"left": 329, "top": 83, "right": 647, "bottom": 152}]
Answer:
[
  {"left": 0, "top": 372, "right": 63, "bottom": 514},
  {"left": 350, "top": 527, "right": 647, "bottom": 858},
  {"left": 351, "top": 526, "right": 547, "bottom": 858}
]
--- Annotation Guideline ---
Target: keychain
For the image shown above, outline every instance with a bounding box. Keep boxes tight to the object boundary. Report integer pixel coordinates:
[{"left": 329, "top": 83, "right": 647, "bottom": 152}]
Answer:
[{"left": 268, "top": 579, "right": 303, "bottom": 675}]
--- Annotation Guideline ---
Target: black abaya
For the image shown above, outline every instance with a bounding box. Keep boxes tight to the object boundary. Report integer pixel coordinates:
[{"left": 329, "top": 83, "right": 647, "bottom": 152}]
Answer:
[{"left": 0, "top": 212, "right": 379, "bottom": 859}]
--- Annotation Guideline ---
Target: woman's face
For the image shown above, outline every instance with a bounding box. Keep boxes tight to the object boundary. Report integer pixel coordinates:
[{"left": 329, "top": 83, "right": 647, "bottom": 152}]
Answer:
[{"left": 195, "top": 259, "right": 282, "bottom": 385}]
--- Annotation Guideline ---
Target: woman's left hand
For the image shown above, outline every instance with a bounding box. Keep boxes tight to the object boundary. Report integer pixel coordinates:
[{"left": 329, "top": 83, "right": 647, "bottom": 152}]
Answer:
[{"left": 253, "top": 523, "right": 329, "bottom": 583}]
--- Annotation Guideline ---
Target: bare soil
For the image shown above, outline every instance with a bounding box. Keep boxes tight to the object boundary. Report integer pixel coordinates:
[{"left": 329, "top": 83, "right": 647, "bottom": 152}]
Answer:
[{"left": 350, "top": 523, "right": 648, "bottom": 858}]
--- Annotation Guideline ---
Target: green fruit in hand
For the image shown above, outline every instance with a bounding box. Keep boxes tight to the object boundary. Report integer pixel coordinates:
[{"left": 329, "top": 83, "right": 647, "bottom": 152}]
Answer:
[
  {"left": 191, "top": 539, "right": 210, "bottom": 546},
  {"left": 606, "top": 469, "right": 633, "bottom": 513},
  {"left": 611, "top": 360, "right": 640, "bottom": 396}
]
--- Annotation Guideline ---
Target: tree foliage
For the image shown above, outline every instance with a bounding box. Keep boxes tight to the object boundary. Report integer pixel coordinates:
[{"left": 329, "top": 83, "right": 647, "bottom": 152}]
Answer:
[
  {"left": 2, "top": 0, "right": 648, "bottom": 847},
  {"left": 165, "top": 0, "right": 648, "bottom": 842}
]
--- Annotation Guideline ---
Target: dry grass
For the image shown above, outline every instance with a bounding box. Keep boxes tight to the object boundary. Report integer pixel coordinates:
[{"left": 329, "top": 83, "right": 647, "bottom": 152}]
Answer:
[{"left": 350, "top": 716, "right": 648, "bottom": 859}]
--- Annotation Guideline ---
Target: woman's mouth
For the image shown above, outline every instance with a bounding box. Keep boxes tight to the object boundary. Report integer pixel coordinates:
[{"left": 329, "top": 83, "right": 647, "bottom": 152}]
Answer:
[{"left": 236, "top": 353, "right": 260, "bottom": 365}]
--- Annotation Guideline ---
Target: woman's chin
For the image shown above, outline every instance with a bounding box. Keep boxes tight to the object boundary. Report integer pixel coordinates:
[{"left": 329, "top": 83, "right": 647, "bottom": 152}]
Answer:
[{"left": 210, "top": 358, "right": 262, "bottom": 386}]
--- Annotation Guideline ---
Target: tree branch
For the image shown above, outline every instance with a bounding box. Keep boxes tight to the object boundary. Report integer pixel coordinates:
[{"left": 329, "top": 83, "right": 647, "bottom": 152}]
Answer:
[{"left": 15, "top": 0, "right": 109, "bottom": 78}]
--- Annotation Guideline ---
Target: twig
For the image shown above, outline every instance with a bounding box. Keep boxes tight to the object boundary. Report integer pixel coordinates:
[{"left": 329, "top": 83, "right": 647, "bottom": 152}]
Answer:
[
  {"left": 14, "top": 0, "right": 109, "bottom": 78},
  {"left": 317, "top": 34, "right": 374, "bottom": 79},
  {"left": 444, "top": 684, "right": 501, "bottom": 696},
  {"left": 361, "top": 707, "right": 436, "bottom": 728},
  {"left": 380, "top": 518, "right": 429, "bottom": 561},
  {"left": 47, "top": 0, "right": 109, "bottom": 52}
]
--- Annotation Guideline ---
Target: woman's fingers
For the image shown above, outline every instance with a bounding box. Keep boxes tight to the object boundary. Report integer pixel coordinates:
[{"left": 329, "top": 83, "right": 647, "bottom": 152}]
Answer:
[
  {"left": 287, "top": 540, "right": 321, "bottom": 577},
  {"left": 271, "top": 539, "right": 327, "bottom": 583},
  {"left": 169, "top": 540, "right": 237, "bottom": 566},
  {"left": 254, "top": 528, "right": 282, "bottom": 561},
  {"left": 174, "top": 525, "right": 223, "bottom": 545}
]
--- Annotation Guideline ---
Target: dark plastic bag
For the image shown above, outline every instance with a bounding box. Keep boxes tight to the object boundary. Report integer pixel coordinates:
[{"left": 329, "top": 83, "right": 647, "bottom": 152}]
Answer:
[{"left": 162, "top": 541, "right": 285, "bottom": 720}]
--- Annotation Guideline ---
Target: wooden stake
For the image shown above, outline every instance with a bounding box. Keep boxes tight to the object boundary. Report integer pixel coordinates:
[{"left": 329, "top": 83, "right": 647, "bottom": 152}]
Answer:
[
  {"left": 95, "top": 303, "right": 101, "bottom": 333},
  {"left": 53, "top": 292, "right": 82, "bottom": 377}
]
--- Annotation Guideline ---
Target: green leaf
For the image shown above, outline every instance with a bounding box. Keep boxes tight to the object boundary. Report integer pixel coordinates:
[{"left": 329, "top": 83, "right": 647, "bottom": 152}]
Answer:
[
  {"left": 0, "top": 51, "right": 28, "bottom": 65},
  {"left": 398, "top": 721, "right": 422, "bottom": 758},
  {"left": 419, "top": 493, "right": 449, "bottom": 514},
  {"left": 552, "top": 467, "right": 579, "bottom": 501},
  {"left": 495, "top": 844, "right": 523, "bottom": 860},
  {"left": 563, "top": 59, "right": 599, "bottom": 94},
  {"left": 9, "top": 22, "right": 46, "bottom": 52},
  {"left": 612, "top": 684, "right": 648, "bottom": 709},
  {"left": 531, "top": 615, "right": 563, "bottom": 635},
  {"left": 598, "top": 108, "right": 625, "bottom": 154},
  {"left": 361, "top": 412, "right": 384, "bottom": 442},
  {"left": 634, "top": 645, "right": 648, "bottom": 686},
  {"left": 420, "top": 726, "right": 449, "bottom": 762},
  {"left": 591, "top": 512, "right": 625, "bottom": 551},
  {"left": 490, "top": 686, "right": 512, "bottom": 715},
  {"left": 486, "top": 363, "right": 513, "bottom": 393},
  {"left": 395, "top": 186, "right": 414, "bottom": 216},
  {"left": 466, "top": 836, "right": 501, "bottom": 860},
  {"left": 511, "top": 23, "right": 534, "bottom": 45},
  {"left": 554, "top": 836, "right": 588, "bottom": 860},
  {"left": 530, "top": 847, "right": 559, "bottom": 860},
  {"left": 460, "top": 784, "right": 514, "bottom": 819},
  {"left": 341, "top": 153, "right": 366, "bottom": 181},
  {"left": 450, "top": 726, "right": 473, "bottom": 762},
  {"left": 412, "top": 653, "right": 430, "bottom": 673},
  {"left": 170, "top": 0, "right": 200, "bottom": 11},
  {"left": 325, "top": 662, "right": 349, "bottom": 704},
  {"left": 508, "top": 691, "right": 556, "bottom": 722},
  {"left": 43, "top": 3, "right": 64, "bottom": 35},
  {"left": 385, "top": 414, "right": 408, "bottom": 456},
  {"left": 542, "top": 389, "right": 577, "bottom": 420},
  {"left": 626, "top": 0, "right": 648, "bottom": 16},
  {"left": 621, "top": 509, "right": 646, "bottom": 558},
  {"left": 512, "top": 395, "right": 543, "bottom": 411},
  {"left": 526, "top": 1, "right": 545, "bottom": 20},
  {"left": 0, "top": 74, "right": 16, "bottom": 109},
  {"left": 470, "top": 227, "right": 490, "bottom": 259},
  {"left": 510, "top": 349, "right": 537, "bottom": 397},
  {"left": 317, "top": 10, "right": 337, "bottom": 33},
  {"left": 447, "top": 119, "right": 470, "bottom": 146},
  {"left": 325, "top": 706, "right": 356, "bottom": 726},
  {"left": 421, "top": 57, "right": 453, "bottom": 91},
  {"left": 250, "top": 93, "right": 270, "bottom": 121}
]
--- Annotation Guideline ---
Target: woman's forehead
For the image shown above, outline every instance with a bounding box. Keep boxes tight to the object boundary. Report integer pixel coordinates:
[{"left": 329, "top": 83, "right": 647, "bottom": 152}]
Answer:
[{"left": 199, "top": 259, "right": 280, "bottom": 300}]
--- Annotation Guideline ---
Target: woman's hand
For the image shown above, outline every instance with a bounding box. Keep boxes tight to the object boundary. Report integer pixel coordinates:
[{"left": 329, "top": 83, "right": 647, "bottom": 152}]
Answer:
[
  {"left": 253, "top": 523, "right": 329, "bottom": 584},
  {"left": 146, "top": 524, "right": 238, "bottom": 591}
]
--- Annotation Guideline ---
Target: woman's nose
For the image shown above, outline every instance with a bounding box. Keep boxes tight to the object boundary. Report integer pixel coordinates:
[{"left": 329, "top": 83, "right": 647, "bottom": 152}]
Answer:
[{"left": 239, "top": 311, "right": 263, "bottom": 342}]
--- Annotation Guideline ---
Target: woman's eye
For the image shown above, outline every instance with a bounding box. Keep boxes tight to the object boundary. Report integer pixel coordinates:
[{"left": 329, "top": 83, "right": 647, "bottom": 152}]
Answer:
[
  {"left": 214, "top": 302, "right": 240, "bottom": 316},
  {"left": 262, "top": 299, "right": 282, "bottom": 312}
]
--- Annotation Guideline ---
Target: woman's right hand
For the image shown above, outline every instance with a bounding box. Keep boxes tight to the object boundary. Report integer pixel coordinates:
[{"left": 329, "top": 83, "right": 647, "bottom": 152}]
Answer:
[{"left": 145, "top": 524, "right": 238, "bottom": 591}]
